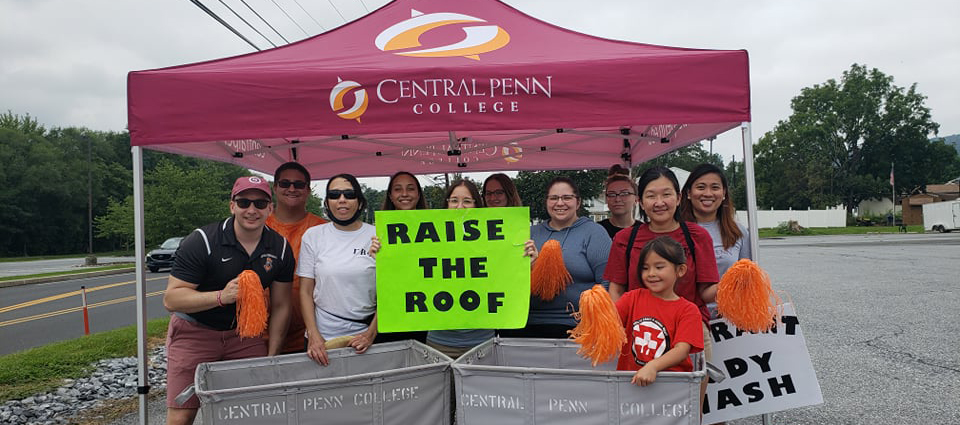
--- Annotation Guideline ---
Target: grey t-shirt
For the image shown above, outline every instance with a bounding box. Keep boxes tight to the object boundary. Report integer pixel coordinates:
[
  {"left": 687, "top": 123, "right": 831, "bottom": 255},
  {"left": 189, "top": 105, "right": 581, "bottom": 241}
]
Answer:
[
  {"left": 698, "top": 220, "right": 752, "bottom": 277},
  {"left": 699, "top": 220, "right": 752, "bottom": 319}
]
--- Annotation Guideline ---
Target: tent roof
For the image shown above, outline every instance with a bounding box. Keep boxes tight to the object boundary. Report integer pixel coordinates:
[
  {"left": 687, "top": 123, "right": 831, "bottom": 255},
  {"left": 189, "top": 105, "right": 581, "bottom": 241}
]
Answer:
[{"left": 127, "top": 0, "right": 750, "bottom": 178}]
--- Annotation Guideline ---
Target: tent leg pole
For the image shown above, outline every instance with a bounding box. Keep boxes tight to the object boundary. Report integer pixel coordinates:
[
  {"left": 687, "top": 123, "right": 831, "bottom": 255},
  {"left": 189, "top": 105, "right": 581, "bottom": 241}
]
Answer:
[
  {"left": 742, "top": 123, "right": 771, "bottom": 424},
  {"left": 132, "top": 146, "right": 150, "bottom": 425},
  {"left": 741, "top": 122, "right": 760, "bottom": 263}
]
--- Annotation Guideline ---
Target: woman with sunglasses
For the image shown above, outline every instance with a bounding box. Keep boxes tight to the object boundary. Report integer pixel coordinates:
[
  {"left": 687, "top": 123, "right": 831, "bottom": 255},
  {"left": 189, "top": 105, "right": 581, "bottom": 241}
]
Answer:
[
  {"left": 500, "top": 176, "right": 611, "bottom": 339},
  {"left": 298, "top": 174, "right": 377, "bottom": 365},
  {"left": 598, "top": 165, "right": 639, "bottom": 238},
  {"left": 482, "top": 173, "right": 523, "bottom": 207}
]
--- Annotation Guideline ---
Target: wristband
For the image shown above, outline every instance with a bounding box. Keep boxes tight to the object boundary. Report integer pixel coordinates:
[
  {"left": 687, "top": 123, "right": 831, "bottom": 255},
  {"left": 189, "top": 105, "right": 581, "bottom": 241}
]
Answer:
[{"left": 217, "top": 290, "right": 224, "bottom": 307}]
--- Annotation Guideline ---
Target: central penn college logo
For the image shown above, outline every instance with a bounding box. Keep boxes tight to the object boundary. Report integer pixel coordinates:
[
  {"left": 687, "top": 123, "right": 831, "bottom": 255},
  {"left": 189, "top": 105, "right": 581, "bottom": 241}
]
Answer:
[
  {"left": 501, "top": 142, "right": 522, "bottom": 163},
  {"left": 375, "top": 9, "right": 510, "bottom": 60},
  {"left": 330, "top": 77, "right": 369, "bottom": 123}
]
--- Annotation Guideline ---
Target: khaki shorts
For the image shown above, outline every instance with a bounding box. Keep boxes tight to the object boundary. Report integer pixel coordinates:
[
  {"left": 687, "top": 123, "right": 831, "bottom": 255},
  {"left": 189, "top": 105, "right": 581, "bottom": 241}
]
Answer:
[{"left": 165, "top": 314, "right": 266, "bottom": 408}]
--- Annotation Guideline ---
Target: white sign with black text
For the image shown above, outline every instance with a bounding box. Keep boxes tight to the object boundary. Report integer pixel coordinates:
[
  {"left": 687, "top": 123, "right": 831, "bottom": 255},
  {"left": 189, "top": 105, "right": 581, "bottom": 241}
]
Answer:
[{"left": 702, "top": 303, "right": 823, "bottom": 423}]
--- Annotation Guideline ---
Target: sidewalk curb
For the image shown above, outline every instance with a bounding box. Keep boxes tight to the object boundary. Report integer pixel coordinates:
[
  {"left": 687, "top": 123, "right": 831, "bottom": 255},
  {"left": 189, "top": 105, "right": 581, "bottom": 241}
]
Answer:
[{"left": 0, "top": 267, "right": 137, "bottom": 288}]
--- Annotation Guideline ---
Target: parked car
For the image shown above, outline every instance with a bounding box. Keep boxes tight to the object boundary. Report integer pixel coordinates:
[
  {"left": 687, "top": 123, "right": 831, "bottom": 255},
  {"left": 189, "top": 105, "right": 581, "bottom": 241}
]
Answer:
[{"left": 146, "top": 237, "right": 184, "bottom": 272}]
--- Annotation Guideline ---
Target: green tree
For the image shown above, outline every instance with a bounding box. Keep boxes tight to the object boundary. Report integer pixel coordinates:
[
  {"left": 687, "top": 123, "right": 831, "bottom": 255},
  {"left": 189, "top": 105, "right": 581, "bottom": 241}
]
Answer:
[
  {"left": 634, "top": 143, "right": 723, "bottom": 174},
  {"left": 724, "top": 159, "right": 748, "bottom": 211},
  {"left": 361, "top": 184, "right": 385, "bottom": 223},
  {"left": 96, "top": 160, "right": 248, "bottom": 247},
  {"left": 756, "top": 64, "right": 940, "bottom": 215},
  {"left": 514, "top": 170, "right": 606, "bottom": 221}
]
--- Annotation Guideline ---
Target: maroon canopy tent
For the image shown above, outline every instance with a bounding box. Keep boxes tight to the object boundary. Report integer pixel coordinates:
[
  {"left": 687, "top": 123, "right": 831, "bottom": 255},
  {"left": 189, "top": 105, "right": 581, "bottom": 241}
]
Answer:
[
  {"left": 128, "top": 0, "right": 749, "bottom": 176},
  {"left": 126, "top": 0, "right": 759, "bottom": 422}
]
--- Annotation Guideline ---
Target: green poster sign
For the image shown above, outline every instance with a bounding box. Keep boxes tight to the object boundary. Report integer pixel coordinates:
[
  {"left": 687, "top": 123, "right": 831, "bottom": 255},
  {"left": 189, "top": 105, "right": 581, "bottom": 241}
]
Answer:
[{"left": 375, "top": 207, "right": 531, "bottom": 332}]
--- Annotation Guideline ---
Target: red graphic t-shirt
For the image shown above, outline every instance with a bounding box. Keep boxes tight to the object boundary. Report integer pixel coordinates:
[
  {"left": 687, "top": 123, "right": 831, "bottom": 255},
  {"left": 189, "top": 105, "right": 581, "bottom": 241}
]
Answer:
[{"left": 615, "top": 288, "right": 704, "bottom": 372}]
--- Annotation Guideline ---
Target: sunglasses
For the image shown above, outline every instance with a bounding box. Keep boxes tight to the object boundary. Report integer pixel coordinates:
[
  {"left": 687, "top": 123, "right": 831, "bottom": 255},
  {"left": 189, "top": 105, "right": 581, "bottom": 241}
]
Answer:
[
  {"left": 327, "top": 189, "right": 358, "bottom": 200},
  {"left": 234, "top": 198, "right": 270, "bottom": 209},
  {"left": 277, "top": 180, "right": 307, "bottom": 189},
  {"left": 484, "top": 189, "right": 506, "bottom": 197}
]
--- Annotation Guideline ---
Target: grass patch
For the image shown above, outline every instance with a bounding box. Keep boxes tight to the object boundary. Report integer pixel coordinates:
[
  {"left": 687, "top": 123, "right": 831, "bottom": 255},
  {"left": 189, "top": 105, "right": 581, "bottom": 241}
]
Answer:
[
  {"left": 0, "top": 317, "right": 169, "bottom": 402},
  {"left": 0, "top": 251, "right": 134, "bottom": 263},
  {"left": 758, "top": 225, "right": 924, "bottom": 238},
  {"left": 0, "top": 264, "right": 135, "bottom": 282}
]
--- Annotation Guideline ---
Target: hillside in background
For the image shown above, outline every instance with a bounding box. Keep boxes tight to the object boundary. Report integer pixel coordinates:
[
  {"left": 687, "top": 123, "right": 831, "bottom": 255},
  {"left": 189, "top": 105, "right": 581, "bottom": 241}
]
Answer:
[{"left": 938, "top": 134, "right": 960, "bottom": 154}]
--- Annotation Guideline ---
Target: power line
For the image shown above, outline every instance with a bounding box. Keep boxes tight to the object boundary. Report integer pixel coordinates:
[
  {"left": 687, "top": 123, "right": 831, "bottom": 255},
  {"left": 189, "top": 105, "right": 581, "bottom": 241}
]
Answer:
[
  {"left": 238, "top": 0, "right": 291, "bottom": 44},
  {"left": 186, "top": 0, "right": 262, "bottom": 50},
  {"left": 292, "top": 0, "right": 326, "bottom": 32},
  {"left": 326, "top": 0, "right": 347, "bottom": 22},
  {"left": 216, "top": 0, "right": 278, "bottom": 47},
  {"left": 269, "top": 0, "right": 309, "bottom": 37}
]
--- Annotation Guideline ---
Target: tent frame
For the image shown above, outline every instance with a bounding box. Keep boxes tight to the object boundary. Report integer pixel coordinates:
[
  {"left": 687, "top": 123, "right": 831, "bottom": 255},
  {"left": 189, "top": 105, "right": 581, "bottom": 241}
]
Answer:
[{"left": 130, "top": 121, "right": 764, "bottom": 424}]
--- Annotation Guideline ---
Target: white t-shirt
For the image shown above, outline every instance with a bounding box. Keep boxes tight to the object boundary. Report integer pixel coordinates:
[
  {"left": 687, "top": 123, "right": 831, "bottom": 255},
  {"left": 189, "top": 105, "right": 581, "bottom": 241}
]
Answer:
[{"left": 297, "top": 222, "right": 377, "bottom": 339}]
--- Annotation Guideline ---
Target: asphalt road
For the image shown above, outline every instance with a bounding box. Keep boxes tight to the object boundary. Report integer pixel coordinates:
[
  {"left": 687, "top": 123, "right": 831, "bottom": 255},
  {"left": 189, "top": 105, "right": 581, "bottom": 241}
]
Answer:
[
  {"left": 0, "top": 256, "right": 136, "bottom": 278},
  {"left": 730, "top": 232, "right": 960, "bottom": 425},
  {"left": 0, "top": 271, "right": 171, "bottom": 356}
]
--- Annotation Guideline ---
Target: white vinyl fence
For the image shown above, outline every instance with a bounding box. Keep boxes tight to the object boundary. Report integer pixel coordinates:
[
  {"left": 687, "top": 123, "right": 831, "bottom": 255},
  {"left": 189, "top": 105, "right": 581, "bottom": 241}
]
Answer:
[{"left": 736, "top": 207, "right": 846, "bottom": 229}]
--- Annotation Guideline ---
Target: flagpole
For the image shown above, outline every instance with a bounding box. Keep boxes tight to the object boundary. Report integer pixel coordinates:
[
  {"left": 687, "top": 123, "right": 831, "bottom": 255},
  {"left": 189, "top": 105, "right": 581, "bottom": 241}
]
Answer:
[{"left": 891, "top": 162, "right": 895, "bottom": 225}]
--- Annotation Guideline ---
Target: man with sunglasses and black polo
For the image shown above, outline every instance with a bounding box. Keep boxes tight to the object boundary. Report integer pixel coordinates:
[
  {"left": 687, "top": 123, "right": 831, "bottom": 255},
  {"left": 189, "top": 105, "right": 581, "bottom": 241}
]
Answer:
[
  {"left": 266, "top": 162, "right": 326, "bottom": 354},
  {"left": 162, "top": 176, "right": 295, "bottom": 425}
]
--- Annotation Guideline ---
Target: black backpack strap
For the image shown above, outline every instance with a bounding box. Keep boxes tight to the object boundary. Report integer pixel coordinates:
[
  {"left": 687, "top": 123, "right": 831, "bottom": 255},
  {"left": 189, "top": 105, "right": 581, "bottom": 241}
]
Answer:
[
  {"left": 679, "top": 221, "right": 697, "bottom": 265},
  {"left": 624, "top": 222, "right": 642, "bottom": 278}
]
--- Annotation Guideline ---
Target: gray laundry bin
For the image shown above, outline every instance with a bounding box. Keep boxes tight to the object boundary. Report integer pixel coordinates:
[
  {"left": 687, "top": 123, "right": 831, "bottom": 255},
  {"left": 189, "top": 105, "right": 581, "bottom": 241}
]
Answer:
[
  {"left": 194, "top": 340, "right": 452, "bottom": 425},
  {"left": 452, "top": 338, "right": 705, "bottom": 425}
]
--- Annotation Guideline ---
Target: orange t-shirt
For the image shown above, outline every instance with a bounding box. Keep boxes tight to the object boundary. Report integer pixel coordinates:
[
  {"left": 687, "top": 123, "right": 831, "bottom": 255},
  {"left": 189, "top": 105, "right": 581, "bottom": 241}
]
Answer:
[{"left": 266, "top": 212, "right": 326, "bottom": 353}]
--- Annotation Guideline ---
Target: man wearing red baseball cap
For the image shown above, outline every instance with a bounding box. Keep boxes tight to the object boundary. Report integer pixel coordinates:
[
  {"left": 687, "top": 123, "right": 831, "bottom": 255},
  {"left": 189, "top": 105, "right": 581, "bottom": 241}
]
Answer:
[{"left": 162, "top": 176, "right": 295, "bottom": 425}]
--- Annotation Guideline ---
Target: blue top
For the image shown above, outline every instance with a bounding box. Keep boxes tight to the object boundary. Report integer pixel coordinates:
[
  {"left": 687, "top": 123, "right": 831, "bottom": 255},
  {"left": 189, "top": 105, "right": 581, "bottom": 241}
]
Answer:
[
  {"left": 529, "top": 216, "right": 612, "bottom": 327},
  {"left": 427, "top": 329, "right": 495, "bottom": 348}
]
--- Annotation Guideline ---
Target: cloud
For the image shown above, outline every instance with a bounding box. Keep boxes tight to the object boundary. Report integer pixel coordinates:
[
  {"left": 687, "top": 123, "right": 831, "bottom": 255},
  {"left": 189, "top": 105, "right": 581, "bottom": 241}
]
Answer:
[{"left": 1, "top": 0, "right": 957, "bottom": 163}]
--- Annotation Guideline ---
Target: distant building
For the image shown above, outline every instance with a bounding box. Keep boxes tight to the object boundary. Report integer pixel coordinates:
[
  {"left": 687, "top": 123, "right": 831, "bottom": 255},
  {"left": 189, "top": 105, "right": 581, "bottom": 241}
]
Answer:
[{"left": 901, "top": 181, "right": 960, "bottom": 225}]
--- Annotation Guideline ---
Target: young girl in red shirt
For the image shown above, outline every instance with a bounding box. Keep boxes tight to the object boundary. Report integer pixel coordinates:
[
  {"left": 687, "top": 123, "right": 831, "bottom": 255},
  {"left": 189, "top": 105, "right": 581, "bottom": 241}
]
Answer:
[{"left": 617, "top": 236, "right": 704, "bottom": 386}]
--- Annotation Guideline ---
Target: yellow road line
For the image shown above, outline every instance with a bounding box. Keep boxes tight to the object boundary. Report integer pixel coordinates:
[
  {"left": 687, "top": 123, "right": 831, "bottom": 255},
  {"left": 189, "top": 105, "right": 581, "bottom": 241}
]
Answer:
[
  {"left": 0, "top": 290, "right": 166, "bottom": 327},
  {"left": 0, "top": 276, "right": 167, "bottom": 314}
]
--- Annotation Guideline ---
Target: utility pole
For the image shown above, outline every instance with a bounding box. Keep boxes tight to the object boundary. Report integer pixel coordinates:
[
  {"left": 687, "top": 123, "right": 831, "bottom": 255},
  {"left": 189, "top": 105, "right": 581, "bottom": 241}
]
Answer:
[{"left": 86, "top": 133, "right": 96, "bottom": 265}]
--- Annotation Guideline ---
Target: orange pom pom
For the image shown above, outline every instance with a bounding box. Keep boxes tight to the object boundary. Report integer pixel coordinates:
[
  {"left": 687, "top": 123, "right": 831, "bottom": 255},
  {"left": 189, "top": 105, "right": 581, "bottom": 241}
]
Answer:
[
  {"left": 531, "top": 239, "right": 572, "bottom": 301},
  {"left": 568, "top": 284, "right": 626, "bottom": 367},
  {"left": 236, "top": 270, "right": 269, "bottom": 338},
  {"left": 716, "top": 259, "right": 781, "bottom": 332}
]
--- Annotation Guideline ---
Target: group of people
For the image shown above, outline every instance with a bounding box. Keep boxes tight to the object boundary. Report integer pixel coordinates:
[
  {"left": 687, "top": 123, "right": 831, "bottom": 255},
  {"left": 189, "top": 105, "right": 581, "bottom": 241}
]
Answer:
[{"left": 161, "top": 161, "right": 751, "bottom": 424}]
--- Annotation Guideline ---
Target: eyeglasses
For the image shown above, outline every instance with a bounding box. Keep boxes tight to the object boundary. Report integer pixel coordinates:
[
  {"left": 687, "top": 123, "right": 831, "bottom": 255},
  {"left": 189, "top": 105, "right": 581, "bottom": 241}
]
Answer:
[
  {"left": 235, "top": 198, "right": 270, "bottom": 209},
  {"left": 447, "top": 198, "right": 476, "bottom": 206},
  {"left": 484, "top": 189, "right": 506, "bottom": 197},
  {"left": 327, "top": 189, "right": 358, "bottom": 200},
  {"left": 547, "top": 195, "right": 578, "bottom": 203},
  {"left": 277, "top": 180, "right": 307, "bottom": 189},
  {"left": 605, "top": 191, "right": 635, "bottom": 199}
]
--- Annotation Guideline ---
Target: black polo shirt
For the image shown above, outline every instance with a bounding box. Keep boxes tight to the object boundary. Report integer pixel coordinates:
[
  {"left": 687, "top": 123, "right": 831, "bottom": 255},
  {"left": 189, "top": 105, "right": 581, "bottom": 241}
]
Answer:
[{"left": 171, "top": 217, "right": 295, "bottom": 330}]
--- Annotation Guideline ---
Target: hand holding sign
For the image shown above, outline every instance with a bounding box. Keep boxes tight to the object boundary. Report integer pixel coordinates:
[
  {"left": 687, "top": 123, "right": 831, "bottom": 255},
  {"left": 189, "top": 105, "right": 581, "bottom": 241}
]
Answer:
[{"left": 375, "top": 207, "right": 531, "bottom": 332}]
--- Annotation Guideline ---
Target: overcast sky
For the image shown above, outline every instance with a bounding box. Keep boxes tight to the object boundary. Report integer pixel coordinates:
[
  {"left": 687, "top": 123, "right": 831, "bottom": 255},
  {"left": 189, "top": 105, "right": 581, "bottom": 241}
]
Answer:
[{"left": 2, "top": 0, "right": 957, "bottom": 172}]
